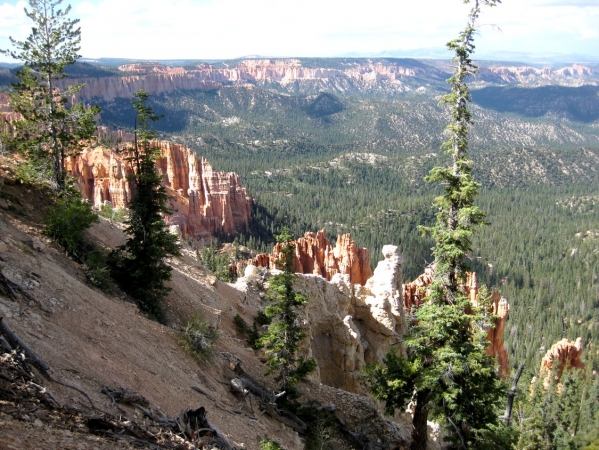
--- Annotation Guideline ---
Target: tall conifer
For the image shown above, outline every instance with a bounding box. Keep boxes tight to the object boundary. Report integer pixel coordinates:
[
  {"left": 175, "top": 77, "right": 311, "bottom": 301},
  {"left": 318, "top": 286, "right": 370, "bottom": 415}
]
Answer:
[
  {"left": 109, "top": 89, "right": 180, "bottom": 323},
  {"left": 1, "top": 0, "right": 99, "bottom": 189},
  {"left": 365, "top": 1, "right": 504, "bottom": 448}
]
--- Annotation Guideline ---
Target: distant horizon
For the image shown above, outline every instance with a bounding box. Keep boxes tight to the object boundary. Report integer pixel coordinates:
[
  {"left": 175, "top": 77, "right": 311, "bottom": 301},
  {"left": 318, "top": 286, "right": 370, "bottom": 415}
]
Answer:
[
  {"left": 2, "top": 0, "right": 599, "bottom": 65},
  {"left": 2, "top": 51, "right": 598, "bottom": 69}
]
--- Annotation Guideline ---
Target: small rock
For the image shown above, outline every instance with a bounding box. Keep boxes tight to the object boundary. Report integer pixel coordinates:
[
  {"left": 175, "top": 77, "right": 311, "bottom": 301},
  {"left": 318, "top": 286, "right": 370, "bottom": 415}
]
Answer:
[
  {"left": 26, "top": 238, "right": 45, "bottom": 252},
  {"left": 0, "top": 198, "right": 8, "bottom": 209},
  {"left": 34, "top": 409, "right": 48, "bottom": 420},
  {"left": 0, "top": 240, "right": 7, "bottom": 252},
  {"left": 33, "top": 418, "right": 44, "bottom": 427}
]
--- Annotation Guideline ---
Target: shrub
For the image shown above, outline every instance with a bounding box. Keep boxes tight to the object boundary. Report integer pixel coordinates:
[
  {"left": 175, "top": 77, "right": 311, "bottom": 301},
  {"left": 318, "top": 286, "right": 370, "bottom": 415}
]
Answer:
[
  {"left": 259, "top": 439, "right": 283, "bottom": 450},
  {"left": 84, "top": 248, "right": 113, "bottom": 292},
  {"left": 98, "top": 202, "right": 126, "bottom": 222},
  {"left": 43, "top": 179, "right": 98, "bottom": 260},
  {"left": 180, "top": 316, "right": 218, "bottom": 361}
]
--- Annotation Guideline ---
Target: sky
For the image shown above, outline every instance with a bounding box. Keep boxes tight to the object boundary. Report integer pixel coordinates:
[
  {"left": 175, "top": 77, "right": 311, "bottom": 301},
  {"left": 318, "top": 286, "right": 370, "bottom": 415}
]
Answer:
[{"left": 1, "top": 0, "right": 598, "bottom": 63}]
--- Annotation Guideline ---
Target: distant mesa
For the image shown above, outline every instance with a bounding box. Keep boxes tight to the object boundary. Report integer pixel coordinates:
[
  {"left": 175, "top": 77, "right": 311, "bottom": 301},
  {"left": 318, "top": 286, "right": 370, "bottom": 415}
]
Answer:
[{"left": 59, "top": 58, "right": 599, "bottom": 104}]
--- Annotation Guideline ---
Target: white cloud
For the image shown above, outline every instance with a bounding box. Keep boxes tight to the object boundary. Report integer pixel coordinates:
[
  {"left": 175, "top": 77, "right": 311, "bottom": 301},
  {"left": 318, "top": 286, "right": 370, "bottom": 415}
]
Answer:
[{"left": 1, "top": 0, "right": 598, "bottom": 62}]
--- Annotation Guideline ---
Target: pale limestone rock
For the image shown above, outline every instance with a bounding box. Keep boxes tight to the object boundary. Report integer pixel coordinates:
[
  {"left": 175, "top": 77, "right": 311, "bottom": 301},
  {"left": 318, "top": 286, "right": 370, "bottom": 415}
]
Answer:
[
  {"left": 26, "top": 238, "right": 45, "bottom": 252},
  {"left": 242, "top": 246, "right": 407, "bottom": 394}
]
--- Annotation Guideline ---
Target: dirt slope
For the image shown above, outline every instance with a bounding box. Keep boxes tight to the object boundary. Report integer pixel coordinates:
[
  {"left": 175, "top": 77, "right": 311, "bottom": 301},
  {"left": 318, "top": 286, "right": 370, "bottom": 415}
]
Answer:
[{"left": 0, "top": 158, "right": 303, "bottom": 449}]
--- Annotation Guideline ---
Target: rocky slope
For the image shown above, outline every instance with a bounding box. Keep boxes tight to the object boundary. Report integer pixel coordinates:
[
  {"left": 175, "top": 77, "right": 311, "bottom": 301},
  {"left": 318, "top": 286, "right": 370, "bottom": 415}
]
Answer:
[
  {"left": 1, "top": 157, "right": 422, "bottom": 449},
  {"left": 65, "top": 141, "right": 252, "bottom": 242}
]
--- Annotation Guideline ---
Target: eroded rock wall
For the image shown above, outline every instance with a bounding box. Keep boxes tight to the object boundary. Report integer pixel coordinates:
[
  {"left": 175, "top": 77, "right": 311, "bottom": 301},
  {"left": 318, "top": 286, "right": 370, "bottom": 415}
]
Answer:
[
  {"left": 253, "top": 229, "right": 372, "bottom": 286},
  {"left": 244, "top": 245, "right": 405, "bottom": 394},
  {"left": 65, "top": 141, "right": 252, "bottom": 240},
  {"left": 65, "top": 60, "right": 597, "bottom": 102}
]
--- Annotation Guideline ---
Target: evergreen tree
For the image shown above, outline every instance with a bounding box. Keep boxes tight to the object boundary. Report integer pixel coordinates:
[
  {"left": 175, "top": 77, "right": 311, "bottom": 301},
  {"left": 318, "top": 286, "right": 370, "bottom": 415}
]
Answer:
[
  {"left": 109, "top": 88, "right": 180, "bottom": 323},
  {"left": 365, "top": 1, "right": 504, "bottom": 449},
  {"left": 258, "top": 230, "right": 316, "bottom": 393},
  {"left": 1, "top": 0, "right": 99, "bottom": 189}
]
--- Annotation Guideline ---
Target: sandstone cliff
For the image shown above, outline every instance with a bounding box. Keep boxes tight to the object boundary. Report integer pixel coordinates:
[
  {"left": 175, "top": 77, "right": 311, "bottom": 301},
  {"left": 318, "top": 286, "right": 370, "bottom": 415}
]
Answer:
[
  {"left": 478, "top": 63, "right": 595, "bottom": 86},
  {"left": 65, "top": 141, "right": 252, "bottom": 240},
  {"left": 540, "top": 337, "right": 585, "bottom": 389},
  {"left": 253, "top": 229, "right": 372, "bottom": 286}
]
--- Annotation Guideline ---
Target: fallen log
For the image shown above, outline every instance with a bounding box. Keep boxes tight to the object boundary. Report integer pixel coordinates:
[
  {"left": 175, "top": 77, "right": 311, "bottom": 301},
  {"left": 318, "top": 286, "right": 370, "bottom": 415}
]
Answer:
[{"left": 0, "top": 317, "right": 50, "bottom": 377}]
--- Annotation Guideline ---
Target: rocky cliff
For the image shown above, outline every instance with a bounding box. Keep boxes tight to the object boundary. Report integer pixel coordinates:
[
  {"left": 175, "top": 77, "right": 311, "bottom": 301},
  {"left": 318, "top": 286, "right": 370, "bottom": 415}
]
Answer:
[
  {"left": 540, "top": 337, "right": 585, "bottom": 388},
  {"left": 65, "top": 141, "right": 252, "bottom": 240},
  {"left": 67, "top": 60, "right": 597, "bottom": 102},
  {"left": 253, "top": 229, "right": 372, "bottom": 286},
  {"left": 241, "top": 245, "right": 406, "bottom": 394}
]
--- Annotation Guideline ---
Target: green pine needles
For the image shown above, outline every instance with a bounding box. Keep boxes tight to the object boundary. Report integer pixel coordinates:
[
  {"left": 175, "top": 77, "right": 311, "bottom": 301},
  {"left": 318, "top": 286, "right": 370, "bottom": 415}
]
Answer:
[
  {"left": 109, "top": 89, "right": 180, "bottom": 323},
  {"left": 258, "top": 230, "right": 316, "bottom": 393},
  {"left": 365, "top": 1, "right": 505, "bottom": 449},
  {"left": 2, "top": 0, "right": 100, "bottom": 190}
]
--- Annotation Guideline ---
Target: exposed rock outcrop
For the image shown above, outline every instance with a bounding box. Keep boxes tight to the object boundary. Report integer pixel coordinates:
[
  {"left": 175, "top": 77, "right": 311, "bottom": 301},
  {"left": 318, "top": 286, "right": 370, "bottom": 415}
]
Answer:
[
  {"left": 540, "top": 337, "right": 585, "bottom": 388},
  {"left": 65, "top": 141, "right": 252, "bottom": 240},
  {"left": 253, "top": 229, "right": 372, "bottom": 286},
  {"left": 486, "top": 291, "right": 510, "bottom": 378},
  {"left": 242, "top": 245, "right": 405, "bottom": 394}
]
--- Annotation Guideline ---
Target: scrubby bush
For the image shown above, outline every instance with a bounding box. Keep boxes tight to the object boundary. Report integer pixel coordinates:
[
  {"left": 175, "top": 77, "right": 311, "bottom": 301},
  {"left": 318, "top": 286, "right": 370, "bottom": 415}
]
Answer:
[
  {"left": 259, "top": 439, "right": 283, "bottom": 450},
  {"left": 180, "top": 316, "right": 218, "bottom": 361},
  {"left": 43, "top": 179, "right": 98, "bottom": 260}
]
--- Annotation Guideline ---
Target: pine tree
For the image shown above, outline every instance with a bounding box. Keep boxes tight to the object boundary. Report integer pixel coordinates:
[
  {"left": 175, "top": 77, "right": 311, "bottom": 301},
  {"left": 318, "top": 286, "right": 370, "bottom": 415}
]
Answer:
[
  {"left": 109, "top": 88, "right": 180, "bottom": 323},
  {"left": 365, "top": 1, "right": 504, "bottom": 449},
  {"left": 1, "top": 0, "right": 99, "bottom": 189},
  {"left": 258, "top": 230, "right": 316, "bottom": 393}
]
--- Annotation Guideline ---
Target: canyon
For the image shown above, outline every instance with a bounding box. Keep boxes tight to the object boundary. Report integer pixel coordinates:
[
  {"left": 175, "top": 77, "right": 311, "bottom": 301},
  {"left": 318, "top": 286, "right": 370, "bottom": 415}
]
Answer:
[{"left": 65, "top": 140, "right": 252, "bottom": 241}]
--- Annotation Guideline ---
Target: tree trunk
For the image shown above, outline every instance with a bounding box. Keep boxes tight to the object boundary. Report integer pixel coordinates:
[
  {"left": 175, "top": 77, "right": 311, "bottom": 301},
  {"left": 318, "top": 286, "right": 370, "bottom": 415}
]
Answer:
[
  {"left": 411, "top": 389, "right": 430, "bottom": 450},
  {"left": 503, "top": 362, "right": 525, "bottom": 425}
]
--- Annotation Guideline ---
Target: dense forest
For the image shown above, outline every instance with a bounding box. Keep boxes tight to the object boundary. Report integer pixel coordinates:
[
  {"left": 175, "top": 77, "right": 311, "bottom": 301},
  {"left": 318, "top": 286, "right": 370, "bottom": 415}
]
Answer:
[{"left": 86, "top": 79, "right": 599, "bottom": 374}]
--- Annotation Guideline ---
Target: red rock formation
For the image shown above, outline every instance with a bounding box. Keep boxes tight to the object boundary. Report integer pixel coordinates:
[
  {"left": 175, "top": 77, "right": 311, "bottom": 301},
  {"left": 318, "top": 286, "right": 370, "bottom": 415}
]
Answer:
[
  {"left": 540, "top": 338, "right": 585, "bottom": 389},
  {"left": 402, "top": 268, "right": 511, "bottom": 377},
  {"left": 253, "top": 229, "right": 372, "bottom": 286},
  {"left": 402, "top": 265, "right": 434, "bottom": 313},
  {"left": 486, "top": 292, "right": 510, "bottom": 378},
  {"left": 65, "top": 141, "right": 252, "bottom": 240}
]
